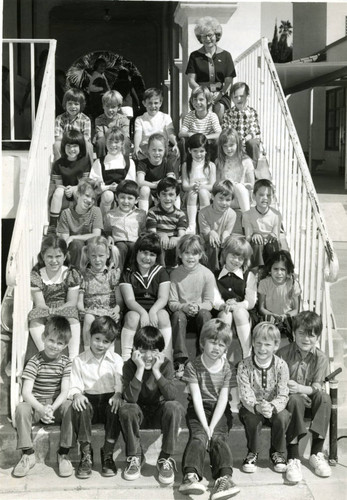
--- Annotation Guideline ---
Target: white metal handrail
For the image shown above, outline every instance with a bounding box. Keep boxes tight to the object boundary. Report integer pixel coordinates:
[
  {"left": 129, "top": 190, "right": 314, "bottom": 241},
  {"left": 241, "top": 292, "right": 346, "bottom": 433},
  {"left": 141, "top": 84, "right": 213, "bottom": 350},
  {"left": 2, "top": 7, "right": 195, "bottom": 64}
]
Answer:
[
  {"left": 4, "top": 39, "right": 56, "bottom": 423},
  {"left": 235, "top": 38, "right": 338, "bottom": 359}
]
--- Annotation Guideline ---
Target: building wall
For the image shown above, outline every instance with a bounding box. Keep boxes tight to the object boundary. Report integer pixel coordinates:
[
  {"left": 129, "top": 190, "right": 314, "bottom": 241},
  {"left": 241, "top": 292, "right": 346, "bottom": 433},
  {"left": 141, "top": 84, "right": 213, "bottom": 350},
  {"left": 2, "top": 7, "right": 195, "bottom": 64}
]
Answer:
[
  {"left": 293, "top": 3, "right": 327, "bottom": 59},
  {"left": 327, "top": 3, "right": 347, "bottom": 45}
]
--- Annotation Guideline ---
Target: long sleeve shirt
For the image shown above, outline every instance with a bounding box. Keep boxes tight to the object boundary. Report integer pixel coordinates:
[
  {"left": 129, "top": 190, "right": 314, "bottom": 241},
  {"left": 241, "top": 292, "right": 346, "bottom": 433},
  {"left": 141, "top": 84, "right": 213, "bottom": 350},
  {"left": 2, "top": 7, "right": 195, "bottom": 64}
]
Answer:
[
  {"left": 198, "top": 205, "right": 236, "bottom": 241},
  {"left": 168, "top": 263, "right": 215, "bottom": 312},
  {"left": 68, "top": 348, "right": 123, "bottom": 398},
  {"left": 222, "top": 105, "right": 261, "bottom": 145},
  {"left": 237, "top": 354, "right": 289, "bottom": 414},
  {"left": 123, "top": 358, "right": 177, "bottom": 406},
  {"left": 54, "top": 112, "right": 91, "bottom": 141}
]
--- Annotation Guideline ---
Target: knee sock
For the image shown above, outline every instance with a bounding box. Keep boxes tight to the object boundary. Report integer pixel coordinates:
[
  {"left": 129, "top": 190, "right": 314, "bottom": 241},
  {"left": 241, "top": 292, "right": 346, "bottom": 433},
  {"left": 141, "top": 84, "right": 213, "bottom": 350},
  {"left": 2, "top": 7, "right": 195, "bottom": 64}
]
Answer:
[
  {"left": 139, "top": 199, "right": 149, "bottom": 213},
  {"left": 311, "top": 435, "right": 324, "bottom": 455},
  {"left": 159, "top": 450, "right": 171, "bottom": 460},
  {"left": 121, "top": 328, "right": 136, "bottom": 361},
  {"left": 235, "top": 322, "right": 252, "bottom": 358},
  {"left": 68, "top": 323, "right": 81, "bottom": 360},
  {"left": 187, "top": 205, "right": 197, "bottom": 230},
  {"left": 30, "top": 325, "right": 45, "bottom": 351},
  {"left": 160, "top": 327, "right": 173, "bottom": 361},
  {"left": 49, "top": 212, "right": 60, "bottom": 228}
]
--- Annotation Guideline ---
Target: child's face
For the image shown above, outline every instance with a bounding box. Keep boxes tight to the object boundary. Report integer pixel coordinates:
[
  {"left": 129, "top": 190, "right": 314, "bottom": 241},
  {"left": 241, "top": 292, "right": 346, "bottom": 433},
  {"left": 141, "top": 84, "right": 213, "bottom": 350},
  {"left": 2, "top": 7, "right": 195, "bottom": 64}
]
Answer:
[
  {"left": 76, "top": 187, "right": 95, "bottom": 212},
  {"left": 158, "top": 187, "right": 176, "bottom": 213},
  {"left": 253, "top": 186, "right": 273, "bottom": 212},
  {"left": 116, "top": 193, "right": 137, "bottom": 213},
  {"left": 65, "top": 143, "right": 80, "bottom": 161},
  {"left": 65, "top": 100, "right": 81, "bottom": 118},
  {"left": 231, "top": 86, "right": 248, "bottom": 111},
  {"left": 202, "top": 338, "right": 227, "bottom": 362},
  {"left": 270, "top": 260, "right": 288, "bottom": 285},
  {"left": 88, "top": 244, "right": 108, "bottom": 272},
  {"left": 137, "top": 347, "right": 160, "bottom": 370},
  {"left": 293, "top": 327, "right": 318, "bottom": 352},
  {"left": 43, "top": 333, "right": 67, "bottom": 359},
  {"left": 253, "top": 335, "right": 277, "bottom": 364},
  {"left": 188, "top": 146, "right": 206, "bottom": 163},
  {"left": 192, "top": 93, "right": 207, "bottom": 114},
  {"left": 143, "top": 96, "right": 162, "bottom": 117},
  {"left": 212, "top": 192, "right": 232, "bottom": 213},
  {"left": 90, "top": 333, "right": 112, "bottom": 359},
  {"left": 222, "top": 138, "right": 237, "bottom": 158},
  {"left": 107, "top": 138, "right": 123, "bottom": 156},
  {"left": 42, "top": 246, "right": 65, "bottom": 274},
  {"left": 104, "top": 102, "right": 120, "bottom": 119},
  {"left": 148, "top": 139, "right": 165, "bottom": 166},
  {"left": 225, "top": 252, "right": 244, "bottom": 272},
  {"left": 136, "top": 250, "right": 157, "bottom": 273},
  {"left": 180, "top": 249, "right": 201, "bottom": 271}
]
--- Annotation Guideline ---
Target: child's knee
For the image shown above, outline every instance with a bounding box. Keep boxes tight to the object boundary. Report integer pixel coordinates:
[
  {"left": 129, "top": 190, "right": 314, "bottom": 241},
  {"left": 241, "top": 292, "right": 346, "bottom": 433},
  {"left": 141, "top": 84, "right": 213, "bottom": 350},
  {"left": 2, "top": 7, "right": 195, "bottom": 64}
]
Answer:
[
  {"left": 157, "top": 309, "right": 170, "bottom": 327},
  {"left": 101, "top": 190, "right": 114, "bottom": 205},
  {"left": 139, "top": 186, "right": 150, "bottom": 200},
  {"left": 124, "top": 311, "right": 140, "bottom": 329}
]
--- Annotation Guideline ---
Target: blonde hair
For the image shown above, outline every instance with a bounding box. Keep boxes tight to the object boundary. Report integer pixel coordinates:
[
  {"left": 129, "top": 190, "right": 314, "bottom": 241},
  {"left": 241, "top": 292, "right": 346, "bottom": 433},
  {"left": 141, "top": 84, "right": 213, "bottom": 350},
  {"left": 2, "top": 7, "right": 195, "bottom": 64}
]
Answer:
[
  {"left": 252, "top": 322, "right": 281, "bottom": 346},
  {"left": 194, "top": 16, "right": 223, "bottom": 43},
  {"left": 177, "top": 234, "right": 206, "bottom": 264},
  {"left": 189, "top": 86, "right": 213, "bottom": 110},
  {"left": 220, "top": 235, "right": 253, "bottom": 270},
  {"left": 102, "top": 90, "right": 123, "bottom": 107},
  {"left": 200, "top": 319, "right": 232, "bottom": 350},
  {"left": 80, "top": 236, "right": 119, "bottom": 272}
]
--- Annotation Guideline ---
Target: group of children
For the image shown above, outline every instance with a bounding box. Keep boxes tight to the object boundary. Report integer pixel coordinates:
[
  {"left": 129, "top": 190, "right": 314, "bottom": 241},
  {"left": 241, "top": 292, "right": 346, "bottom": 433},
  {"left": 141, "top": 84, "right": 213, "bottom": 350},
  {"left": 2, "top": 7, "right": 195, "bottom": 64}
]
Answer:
[{"left": 12, "top": 75, "right": 333, "bottom": 498}]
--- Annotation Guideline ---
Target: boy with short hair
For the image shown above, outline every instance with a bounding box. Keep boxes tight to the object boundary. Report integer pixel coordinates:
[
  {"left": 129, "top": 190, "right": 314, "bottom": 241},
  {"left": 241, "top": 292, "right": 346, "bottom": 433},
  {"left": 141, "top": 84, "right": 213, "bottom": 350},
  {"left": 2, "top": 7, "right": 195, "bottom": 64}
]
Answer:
[
  {"left": 133, "top": 87, "right": 180, "bottom": 174},
  {"left": 179, "top": 319, "right": 240, "bottom": 499},
  {"left": 222, "top": 82, "right": 261, "bottom": 165},
  {"left": 68, "top": 316, "right": 123, "bottom": 479},
  {"left": 118, "top": 326, "right": 184, "bottom": 485},
  {"left": 237, "top": 322, "right": 290, "bottom": 474},
  {"left": 277, "top": 311, "right": 332, "bottom": 482},
  {"left": 94, "top": 90, "right": 131, "bottom": 158},
  {"left": 198, "top": 180, "right": 236, "bottom": 271},
  {"left": 54, "top": 88, "right": 93, "bottom": 163},
  {"left": 242, "top": 179, "right": 281, "bottom": 269},
  {"left": 105, "top": 179, "right": 146, "bottom": 272},
  {"left": 146, "top": 177, "right": 187, "bottom": 268},
  {"left": 13, "top": 316, "right": 73, "bottom": 478}
]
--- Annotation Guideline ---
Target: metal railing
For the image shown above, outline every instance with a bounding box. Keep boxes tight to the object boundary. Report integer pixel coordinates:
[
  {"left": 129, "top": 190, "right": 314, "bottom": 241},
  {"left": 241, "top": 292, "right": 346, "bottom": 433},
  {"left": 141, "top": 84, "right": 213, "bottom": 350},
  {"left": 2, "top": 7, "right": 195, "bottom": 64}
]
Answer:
[
  {"left": 4, "top": 39, "right": 56, "bottom": 423},
  {"left": 235, "top": 38, "right": 339, "bottom": 359}
]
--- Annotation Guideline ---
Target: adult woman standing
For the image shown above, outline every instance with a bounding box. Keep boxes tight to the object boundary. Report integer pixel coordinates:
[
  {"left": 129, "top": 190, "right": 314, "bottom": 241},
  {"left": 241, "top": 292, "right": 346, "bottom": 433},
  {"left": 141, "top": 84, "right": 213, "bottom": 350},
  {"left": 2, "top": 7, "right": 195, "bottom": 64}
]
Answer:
[{"left": 186, "top": 16, "right": 236, "bottom": 123}]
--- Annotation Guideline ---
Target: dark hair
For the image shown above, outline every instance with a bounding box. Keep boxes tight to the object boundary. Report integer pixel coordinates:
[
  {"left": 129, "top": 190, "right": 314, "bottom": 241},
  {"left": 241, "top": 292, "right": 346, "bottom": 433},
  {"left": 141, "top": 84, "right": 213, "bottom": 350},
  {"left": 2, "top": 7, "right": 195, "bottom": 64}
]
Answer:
[
  {"left": 93, "top": 58, "right": 107, "bottom": 72},
  {"left": 130, "top": 233, "right": 162, "bottom": 270},
  {"left": 186, "top": 133, "right": 210, "bottom": 181},
  {"left": 115, "top": 179, "right": 139, "bottom": 198},
  {"left": 157, "top": 176, "right": 180, "bottom": 196},
  {"left": 253, "top": 178, "right": 274, "bottom": 195},
  {"left": 90, "top": 316, "right": 118, "bottom": 342},
  {"left": 60, "top": 129, "right": 86, "bottom": 159},
  {"left": 35, "top": 235, "right": 68, "bottom": 270},
  {"left": 264, "top": 250, "right": 295, "bottom": 276},
  {"left": 177, "top": 234, "right": 206, "bottom": 264},
  {"left": 62, "top": 88, "right": 86, "bottom": 111},
  {"left": 292, "top": 311, "right": 323, "bottom": 338},
  {"left": 211, "top": 180, "right": 234, "bottom": 198},
  {"left": 200, "top": 319, "right": 232, "bottom": 350},
  {"left": 133, "top": 325, "right": 165, "bottom": 352},
  {"left": 230, "top": 81, "right": 250, "bottom": 97},
  {"left": 143, "top": 87, "right": 163, "bottom": 102},
  {"left": 43, "top": 315, "right": 71, "bottom": 344}
]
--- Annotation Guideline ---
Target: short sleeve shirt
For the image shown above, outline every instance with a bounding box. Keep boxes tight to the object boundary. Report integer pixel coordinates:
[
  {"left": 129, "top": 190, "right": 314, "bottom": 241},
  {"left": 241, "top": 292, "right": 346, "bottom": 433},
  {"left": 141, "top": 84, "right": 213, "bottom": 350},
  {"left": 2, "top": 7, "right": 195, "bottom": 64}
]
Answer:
[
  {"left": 57, "top": 206, "right": 103, "bottom": 235},
  {"left": 137, "top": 158, "right": 174, "bottom": 183},
  {"left": 51, "top": 156, "right": 91, "bottom": 186},
  {"left": 277, "top": 342, "right": 329, "bottom": 386},
  {"left": 258, "top": 276, "right": 301, "bottom": 315},
  {"left": 146, "top": 205, "right": 188, "bottom": 237},
  {"left": 120, "top": 265, "right": 170, "bottom": 311},
  {"left": 186, "top": 48, "right": 236, "bottom": 84}
]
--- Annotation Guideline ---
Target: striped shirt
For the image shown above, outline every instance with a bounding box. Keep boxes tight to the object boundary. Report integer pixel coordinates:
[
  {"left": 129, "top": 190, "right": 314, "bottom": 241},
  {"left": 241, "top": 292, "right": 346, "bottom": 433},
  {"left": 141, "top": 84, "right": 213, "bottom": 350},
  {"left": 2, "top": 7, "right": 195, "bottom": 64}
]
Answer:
[
  {"left": 22, "top": 352, "right": 71, "bottom": 404},
  {"left": 182, "top": 355, "right": 232, "bottom": 403},
  {"left": 146, "top": 204, "right": 187, "bottom": 237},
  {"left": 181, "top": 110, "right": 221, "bottom": 136},
  {"left": 54, "top": 112, "right": 91, "bottom": 141}
]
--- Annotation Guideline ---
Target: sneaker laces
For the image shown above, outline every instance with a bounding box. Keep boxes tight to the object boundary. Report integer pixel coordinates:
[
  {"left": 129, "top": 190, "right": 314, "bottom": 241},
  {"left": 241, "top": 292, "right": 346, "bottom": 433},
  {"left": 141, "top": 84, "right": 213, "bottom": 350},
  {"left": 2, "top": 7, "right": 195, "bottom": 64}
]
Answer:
[
  {"left": 246, "top": 452, "right": 258, "bottom": 463},
  {"left": 186, "top": 472, "right": 199, "bottom": 483},
  {"left": 157, "top": 457, "right": 177, "bottom": 472},
  {"left": 272, "top": 452, "right": 285, "bottom": 463},
  {"left": 215, "top": 476, "right": 228, "bottom": 491},
  {"left": 126, "top": 456, "right": 140, "bottom": 470},
  {"left": 289, "top": 458, "right": 300, "bottom": 470}
]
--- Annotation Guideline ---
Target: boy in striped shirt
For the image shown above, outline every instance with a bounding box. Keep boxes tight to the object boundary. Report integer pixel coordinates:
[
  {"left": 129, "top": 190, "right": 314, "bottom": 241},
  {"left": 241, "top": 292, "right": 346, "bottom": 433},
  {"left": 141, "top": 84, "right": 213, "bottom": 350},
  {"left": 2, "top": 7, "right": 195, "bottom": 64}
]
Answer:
[
  {"left": 13, "top": 316, "right": 73, "bottom": 478},
  {"left": 179, "top": 319, "right": 240, "bottom": 499}
]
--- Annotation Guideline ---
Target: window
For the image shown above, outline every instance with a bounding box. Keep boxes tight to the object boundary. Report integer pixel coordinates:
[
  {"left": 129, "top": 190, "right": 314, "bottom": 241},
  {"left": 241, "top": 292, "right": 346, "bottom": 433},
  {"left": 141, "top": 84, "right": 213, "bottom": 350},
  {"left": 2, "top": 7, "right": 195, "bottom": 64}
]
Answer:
[{"left": 325, "top": 88, "right": 345, "bottom": 151}]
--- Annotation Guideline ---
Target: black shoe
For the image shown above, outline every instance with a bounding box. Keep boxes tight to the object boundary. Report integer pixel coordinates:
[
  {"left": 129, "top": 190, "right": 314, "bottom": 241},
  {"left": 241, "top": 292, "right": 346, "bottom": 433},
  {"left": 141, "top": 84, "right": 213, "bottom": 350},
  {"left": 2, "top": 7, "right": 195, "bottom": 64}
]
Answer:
[
  {"left": 270, "top": 451, "right": 287, "bottom": 473},
  {"left": 101, "top": 447, "right": 117, "bottom": 477},
  {"left": 242, "top": 451, "right": 258, "bottom": 473},
  {"left": 77, "top": 448, "right": 93, "bottom": 479}
]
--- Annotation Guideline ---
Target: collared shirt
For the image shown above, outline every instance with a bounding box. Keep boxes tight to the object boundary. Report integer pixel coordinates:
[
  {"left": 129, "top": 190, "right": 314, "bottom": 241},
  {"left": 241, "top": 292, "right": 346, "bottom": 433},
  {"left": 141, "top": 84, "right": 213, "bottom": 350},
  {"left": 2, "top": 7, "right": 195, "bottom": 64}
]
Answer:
[
  {"left": 185, "top": 47, "right": 236, "bottom": 85},
  {"left": 105, "top": 206, "right": 146, "bottom": 242},
  {"left": 94, "top": 112, "right": 130, "bottom": 139},
  {"left": 277, "top": 342, "right": 329, "bottom": 387},
  {"left": 68, "top": 348, "right": 123, "bottom": 397},
  {"left": 213, "top": 266, "right": 257, "bottom": 311},
  {"left": 55, "top": 112, "right": 91, "bottom": 141},
  {"left": 223, "top": 105, "right": 261, "bottom": 145}
]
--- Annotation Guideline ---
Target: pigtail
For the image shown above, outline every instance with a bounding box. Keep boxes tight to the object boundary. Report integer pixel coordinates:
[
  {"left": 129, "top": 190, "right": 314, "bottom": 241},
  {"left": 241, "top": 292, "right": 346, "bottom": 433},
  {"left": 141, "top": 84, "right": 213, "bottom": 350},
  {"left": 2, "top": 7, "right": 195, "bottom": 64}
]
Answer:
[
  {"left": 79, "top": 245, "right": 90, "bottom": 272},
  {"left": 108, "top": 242, "right": 120, "bottom": 271}
]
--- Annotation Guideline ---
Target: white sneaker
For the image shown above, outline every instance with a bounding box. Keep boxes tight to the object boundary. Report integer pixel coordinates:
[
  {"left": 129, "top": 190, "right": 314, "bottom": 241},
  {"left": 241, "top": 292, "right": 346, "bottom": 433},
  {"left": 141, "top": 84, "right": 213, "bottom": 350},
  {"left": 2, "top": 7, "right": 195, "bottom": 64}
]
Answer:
[
  {"left": 13, "top": 453, "right": 36, "bottom": 477},
  {"left": 309, "top": 453, "right": 332, "bottom": 477},
  {"left": 286, "top": 458, "right": 303, "bottom": 482}
]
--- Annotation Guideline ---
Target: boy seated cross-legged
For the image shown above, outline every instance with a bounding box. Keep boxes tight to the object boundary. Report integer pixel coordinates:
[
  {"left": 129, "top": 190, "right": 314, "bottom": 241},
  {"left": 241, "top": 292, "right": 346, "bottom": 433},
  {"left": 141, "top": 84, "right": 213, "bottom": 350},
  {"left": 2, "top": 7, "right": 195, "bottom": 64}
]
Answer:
[{"left": 13, "top": 316, "right": 73, "bottom": 478}]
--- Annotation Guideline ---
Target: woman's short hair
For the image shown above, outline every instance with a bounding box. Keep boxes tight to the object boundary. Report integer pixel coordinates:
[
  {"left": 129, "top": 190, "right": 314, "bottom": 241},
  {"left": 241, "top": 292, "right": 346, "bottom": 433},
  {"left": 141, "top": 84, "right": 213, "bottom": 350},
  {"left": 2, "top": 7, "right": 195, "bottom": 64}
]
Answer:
[{"left": 194, "top": 16, "right": 223, "bottom": 43}]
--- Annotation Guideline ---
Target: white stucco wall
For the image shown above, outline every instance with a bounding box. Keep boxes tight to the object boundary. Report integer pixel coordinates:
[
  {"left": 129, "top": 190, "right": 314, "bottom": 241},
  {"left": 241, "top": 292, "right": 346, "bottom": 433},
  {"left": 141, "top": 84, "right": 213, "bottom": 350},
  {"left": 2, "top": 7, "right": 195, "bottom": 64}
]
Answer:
[
  {"left": 327, "top": 3, "right": 347, "bottom": 45},
  {"left": 224, "top": 2, "right": 261, "bottom": 59}
]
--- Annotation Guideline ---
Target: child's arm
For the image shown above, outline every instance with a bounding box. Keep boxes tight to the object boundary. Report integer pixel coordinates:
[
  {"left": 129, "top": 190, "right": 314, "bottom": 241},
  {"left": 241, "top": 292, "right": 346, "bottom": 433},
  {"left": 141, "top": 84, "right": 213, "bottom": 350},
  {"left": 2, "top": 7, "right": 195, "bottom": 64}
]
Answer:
[
  {"left": 181, "top": 162, "right": 196, "bottom": 192},
  {"left": 77, "top": 289, "right": 85, "bottom": 313},
  {"left": 54, "top": 115, "right": 64, "bottom": 141},
  {"left": 268, "top": 358, "right": 289, "bottom": 413},
  {"left": 136, "top": 170, "right": 158, "bottom": 190},
  {"left": 81, "top": 116, "right": 91, "bottom": 142},
  {"left": 198, "top": 162, "right": 216, "bottom": 193},
  {"left": 178, "top": 114, "right": 192, "bottom": 139},
  {"left": 204, "top": 114, "right": 222, "bottom": 141},
  {"left": 22, "top": 379, "right": 52, "bottom": 419},
  {"left": 190, "top": 382, "right": 210, "bottom": 438},
  {"left": 120, "top": 283, "right": 149, "bottom": 325},
  {"left": 70, "top": 357, "right": 89, "bottom": 412},
  {"left": 243, "top": 158, "right": 255, "bottom": 189},
  {"left": 89, "top": 159, "right": 107, "bottom": 191},
  {"left": 230, "top": 271, "right": 257, "bottom": 311},
  {"left": 209, "top": 387, "right": 229, "bottom": 435},
  {"left": 152, "top": 355, "right": 177, "bottom": 401},
  {"left": 51, "top": 374, "right": 70, "bottom": 413},
  {"left": 31, "top": 288, "right": 49, "bottom": 309},
  {"left": 148, "top": 281, "right": 170, "bottom": 327},
  {"left": 53, "top": 287, "right": 79, "bottom": 312},
  {"left": 169, "top": 228, "right": 186, "bottom": 248},
  {"left": 258, "top": 291, "right": 278, "bottom": 318},
  {"left": 122, "top": 351, "right": 145, "bottom": 403},
  {"left": 221, "top": 210, "right": 237, "bottom": 245},
  {"left": 200, "top": 270, "right": 215, "bottom": 311},
  {"left": 133, "top": 119, "right": 142, "bottom": 157},
  {"left": 237, "top": 361, "right": 259, "bottom": 414}
]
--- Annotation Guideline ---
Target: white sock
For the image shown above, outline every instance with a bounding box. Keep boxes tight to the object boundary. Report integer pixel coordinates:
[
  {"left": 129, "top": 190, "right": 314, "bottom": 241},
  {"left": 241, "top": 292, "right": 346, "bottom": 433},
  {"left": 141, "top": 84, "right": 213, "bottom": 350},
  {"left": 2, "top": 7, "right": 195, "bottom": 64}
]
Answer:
[
  {"left": 187, "top": 205, "right": 197, "bottom": 229},
  {"left": 235, "top": 322, "right": 252, "bottom": 358},
  {"left": 160, "top": 327, "right": 173, "bottom": 361},
  {"left": 30, "top": 325, "right": 45, "bottom": 351},
  {"left": 68, "top": 323, "right": 81, "bottom": 359},
  {"left": 121, "top": 328, "right": 136, "bottom": 361},
  {"left": 139, "top": 199, "right": 149, "bottom": 213}
]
